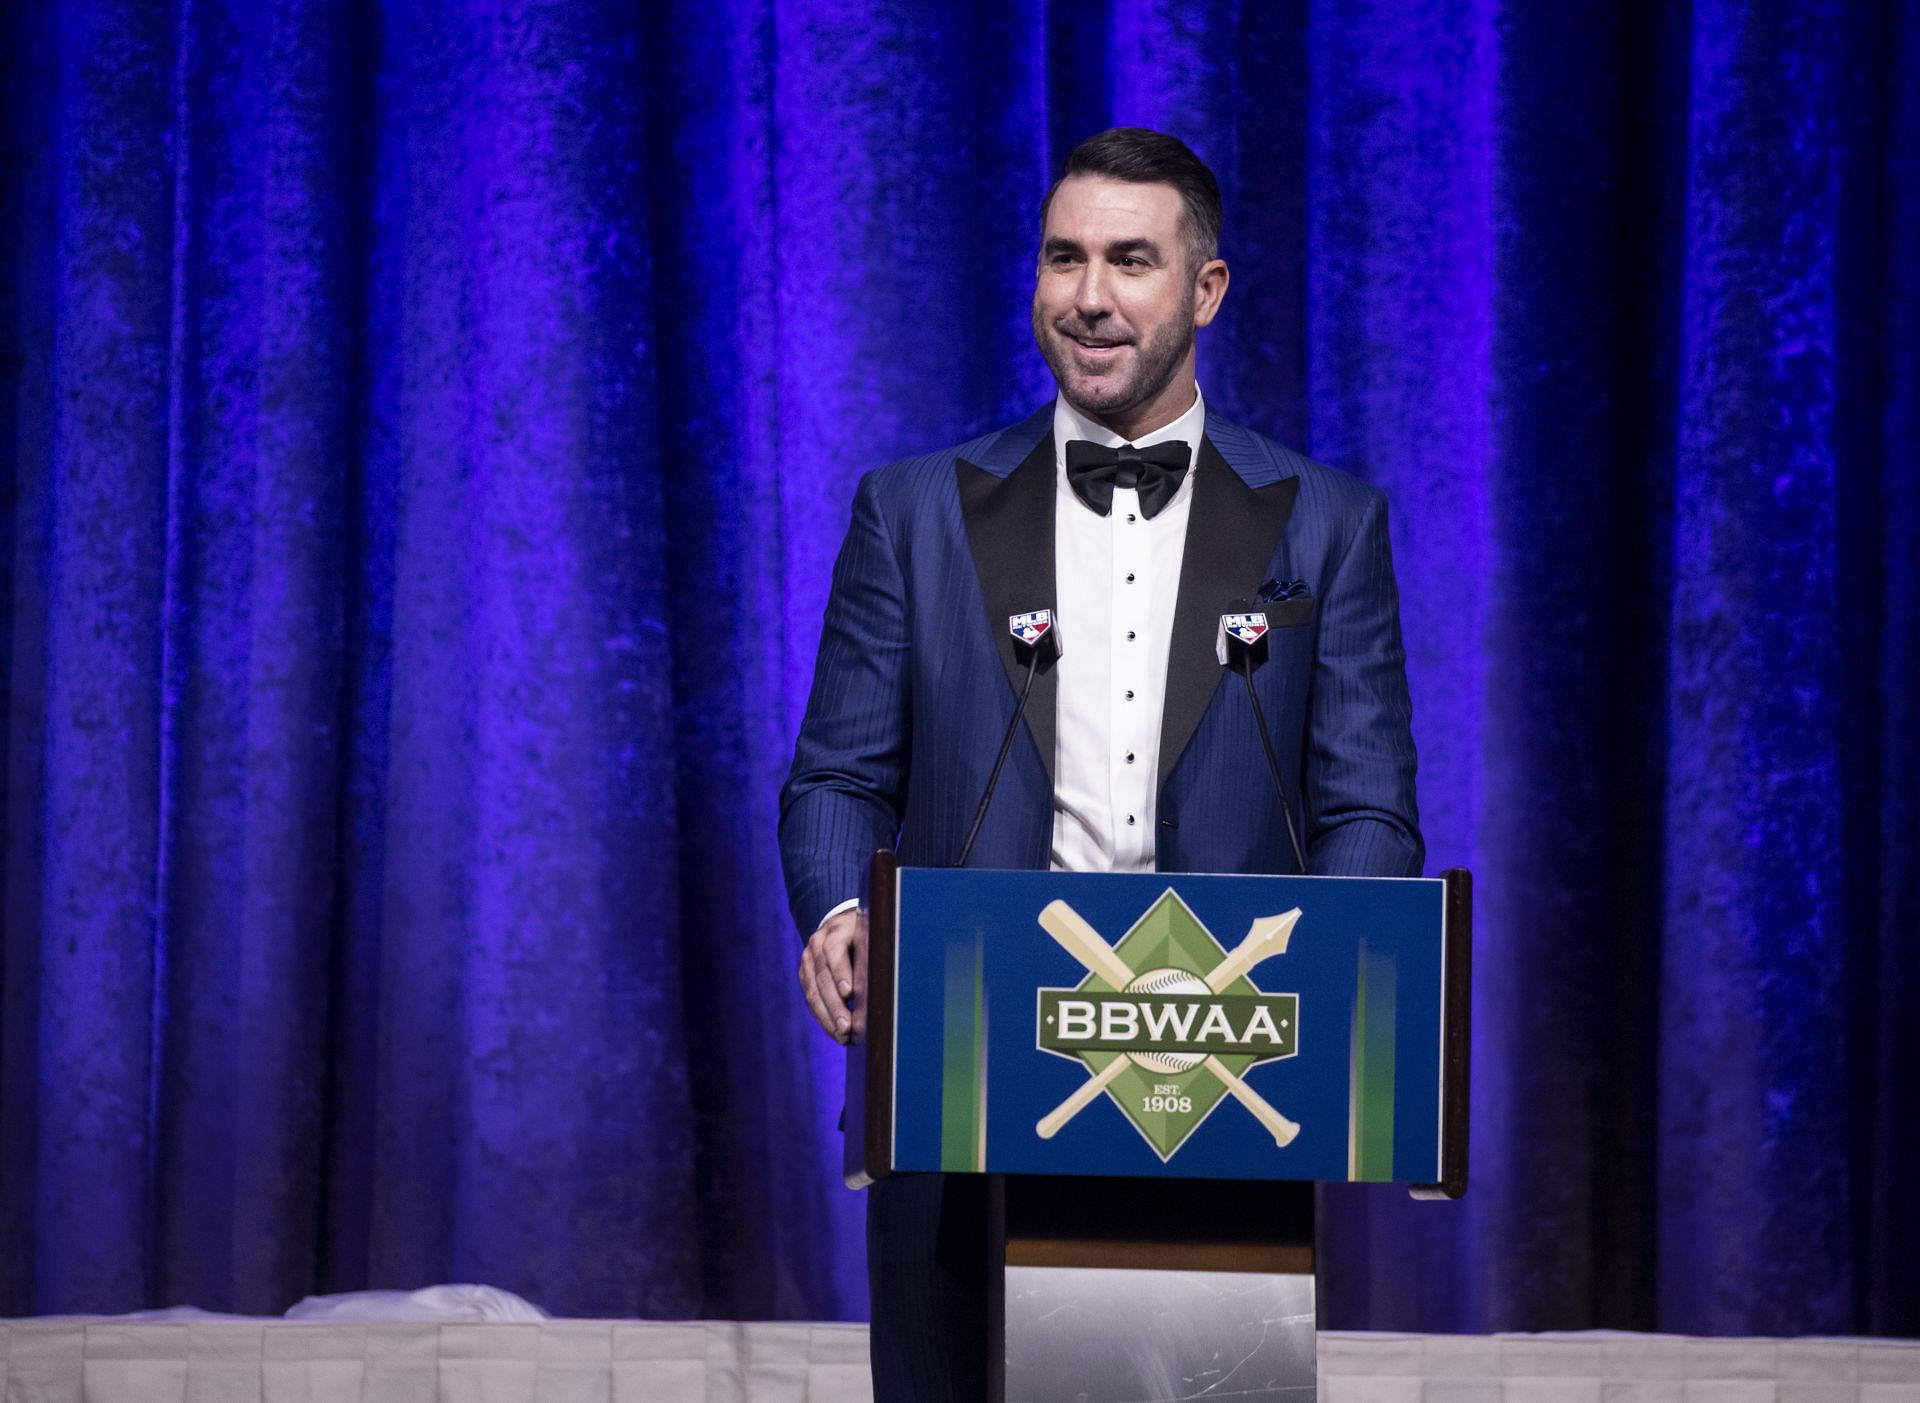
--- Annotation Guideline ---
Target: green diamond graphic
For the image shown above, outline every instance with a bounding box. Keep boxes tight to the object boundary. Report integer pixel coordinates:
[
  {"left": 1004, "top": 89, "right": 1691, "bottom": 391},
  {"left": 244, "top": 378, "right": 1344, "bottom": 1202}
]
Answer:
[{"left": 1035, "top": 890, "right": 1299, "bottom": 1161}]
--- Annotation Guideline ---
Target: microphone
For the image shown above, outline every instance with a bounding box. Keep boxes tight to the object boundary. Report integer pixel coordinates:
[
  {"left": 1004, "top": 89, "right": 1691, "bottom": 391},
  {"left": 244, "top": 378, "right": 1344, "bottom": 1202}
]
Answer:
[
  {"left": 1219, "top": 600, "right": 1309, "bottom": 875},
  {"left": 955, "top": 609, "right": 1061, "bottom": 867}
]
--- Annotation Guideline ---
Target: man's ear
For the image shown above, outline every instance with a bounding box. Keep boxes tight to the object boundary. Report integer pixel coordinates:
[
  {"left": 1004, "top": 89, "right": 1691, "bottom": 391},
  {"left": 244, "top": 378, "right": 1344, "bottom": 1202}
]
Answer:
[{"left": 1192, "top": 258, "right": 1230, "bottom": 328}]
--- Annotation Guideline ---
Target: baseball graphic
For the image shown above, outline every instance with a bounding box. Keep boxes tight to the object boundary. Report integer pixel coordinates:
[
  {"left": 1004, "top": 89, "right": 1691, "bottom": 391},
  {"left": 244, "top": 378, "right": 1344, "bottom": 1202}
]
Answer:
[{"left": 1123, "top": 967, "right": 1211, "bottom": 1074}]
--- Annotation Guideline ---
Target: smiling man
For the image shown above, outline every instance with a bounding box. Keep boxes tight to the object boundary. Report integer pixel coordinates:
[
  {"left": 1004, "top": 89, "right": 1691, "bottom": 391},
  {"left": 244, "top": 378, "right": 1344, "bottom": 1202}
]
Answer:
[
  {"left": 779, "top": 128, "right": 1422, "bottom": 1401},
  {"left": 1031, "top": 155, "right": 1227, "bottom": 438}
]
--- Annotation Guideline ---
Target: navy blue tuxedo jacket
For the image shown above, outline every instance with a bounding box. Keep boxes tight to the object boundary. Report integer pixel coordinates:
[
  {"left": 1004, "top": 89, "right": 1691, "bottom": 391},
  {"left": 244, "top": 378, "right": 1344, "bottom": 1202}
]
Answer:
[{"left": 779, "top": 404, "right": 1422, "bottom": 935}]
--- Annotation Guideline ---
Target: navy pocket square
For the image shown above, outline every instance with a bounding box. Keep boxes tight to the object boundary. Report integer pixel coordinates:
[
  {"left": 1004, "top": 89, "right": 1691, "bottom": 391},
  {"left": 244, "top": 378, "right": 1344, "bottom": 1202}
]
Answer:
[{"left": 1258, "top": 578, "right": 1315, "bottom": 628}]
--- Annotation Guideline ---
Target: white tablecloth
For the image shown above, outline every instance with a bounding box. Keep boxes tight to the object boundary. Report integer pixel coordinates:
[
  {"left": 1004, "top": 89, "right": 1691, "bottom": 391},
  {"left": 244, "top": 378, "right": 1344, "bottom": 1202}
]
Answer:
[
  {"left": 3, "top": 1321, "right": 1916, "bottom": 1403},
  {"left": 1318, "top": 1333, "right": 1920, "bottom": 1403}
]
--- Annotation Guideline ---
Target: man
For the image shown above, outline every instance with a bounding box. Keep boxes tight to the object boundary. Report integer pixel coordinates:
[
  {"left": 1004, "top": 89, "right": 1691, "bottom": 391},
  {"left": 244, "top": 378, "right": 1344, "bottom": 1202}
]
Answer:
[{"left": 779, "top": 128, "right": 1421, "bottom": 1401}]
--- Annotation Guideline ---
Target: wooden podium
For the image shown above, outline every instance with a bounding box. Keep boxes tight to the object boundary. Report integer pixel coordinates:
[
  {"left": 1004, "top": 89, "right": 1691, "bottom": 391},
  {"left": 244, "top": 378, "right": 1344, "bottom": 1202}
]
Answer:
[{"left": 846, "top": 852, "right": 1471, "bottom": 1403}]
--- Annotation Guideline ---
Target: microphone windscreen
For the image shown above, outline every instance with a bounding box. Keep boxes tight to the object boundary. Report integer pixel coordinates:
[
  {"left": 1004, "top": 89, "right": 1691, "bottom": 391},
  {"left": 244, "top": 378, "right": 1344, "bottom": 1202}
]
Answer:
[{"left": 1009, "top": 608, "right": 1061, "bottom": 666}]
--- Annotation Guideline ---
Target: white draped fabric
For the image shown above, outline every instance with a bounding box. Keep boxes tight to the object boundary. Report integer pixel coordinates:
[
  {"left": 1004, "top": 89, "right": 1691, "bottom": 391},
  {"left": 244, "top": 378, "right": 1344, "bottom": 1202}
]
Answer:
[
  {"left": 1318, "top": 1332, "right": 1920, "bottom": 1403},
  {"left": 3, "top": 1322, "right": 1915, "bottom": 1403}
]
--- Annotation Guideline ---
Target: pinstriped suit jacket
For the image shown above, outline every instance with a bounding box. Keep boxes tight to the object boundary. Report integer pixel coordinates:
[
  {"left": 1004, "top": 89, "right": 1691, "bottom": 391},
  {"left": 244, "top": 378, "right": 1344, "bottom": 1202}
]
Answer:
[{"left": 778, "top": 404, "right": 1422, "bottom": 936}]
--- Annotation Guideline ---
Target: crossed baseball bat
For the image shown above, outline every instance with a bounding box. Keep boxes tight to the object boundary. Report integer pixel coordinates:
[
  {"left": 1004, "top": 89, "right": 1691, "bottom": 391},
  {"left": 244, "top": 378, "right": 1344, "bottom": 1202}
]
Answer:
[{"left": 1035, "top": 900, "right": 1303, "bottom": 1146}]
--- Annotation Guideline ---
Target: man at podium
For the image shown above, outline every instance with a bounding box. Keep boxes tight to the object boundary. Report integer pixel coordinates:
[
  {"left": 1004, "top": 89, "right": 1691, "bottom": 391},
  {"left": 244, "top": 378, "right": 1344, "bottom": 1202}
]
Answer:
[{"left": 779, "top": 126, "right": 1423, "bottom": 1402}]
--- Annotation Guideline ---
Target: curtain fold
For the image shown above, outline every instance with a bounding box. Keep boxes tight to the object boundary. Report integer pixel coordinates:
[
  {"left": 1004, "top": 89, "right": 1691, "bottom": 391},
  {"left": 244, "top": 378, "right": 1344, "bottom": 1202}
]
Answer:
[
  {"left": 1658, "top": 0, "right": 1867, "bottom": 1335},
  {"left": 2, "top": 0, "right": 1914, "bottom": 1331}
]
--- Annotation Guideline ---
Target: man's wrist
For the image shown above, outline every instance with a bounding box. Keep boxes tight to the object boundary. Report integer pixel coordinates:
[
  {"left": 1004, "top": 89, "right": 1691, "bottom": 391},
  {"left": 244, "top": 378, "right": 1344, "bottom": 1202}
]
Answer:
[{"left": 814, "top": 896, "right": 861, "bottom": 933}]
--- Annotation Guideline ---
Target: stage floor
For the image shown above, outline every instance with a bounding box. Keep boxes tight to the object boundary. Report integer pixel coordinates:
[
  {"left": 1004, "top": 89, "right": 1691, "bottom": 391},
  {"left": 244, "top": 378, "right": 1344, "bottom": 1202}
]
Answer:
[{"left": 3, "top": 1318, "right": 1916, "bottom": 1402}]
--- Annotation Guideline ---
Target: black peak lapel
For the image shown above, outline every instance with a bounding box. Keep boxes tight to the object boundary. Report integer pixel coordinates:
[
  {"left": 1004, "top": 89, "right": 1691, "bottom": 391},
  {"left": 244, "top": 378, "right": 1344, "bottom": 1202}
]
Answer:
[
  {"left": 1158, "top": 435, "right": 1301, "bottom": 789},
  {"left": 957, "top": 430, "right": 1059, "bottom": 785}
]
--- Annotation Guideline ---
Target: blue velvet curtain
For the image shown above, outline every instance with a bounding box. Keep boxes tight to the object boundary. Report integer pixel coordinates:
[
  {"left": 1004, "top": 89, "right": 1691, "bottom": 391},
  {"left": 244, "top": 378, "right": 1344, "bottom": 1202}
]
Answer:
[{"left": 2, "top": 0, "right": 1914, "bottom": 1333}]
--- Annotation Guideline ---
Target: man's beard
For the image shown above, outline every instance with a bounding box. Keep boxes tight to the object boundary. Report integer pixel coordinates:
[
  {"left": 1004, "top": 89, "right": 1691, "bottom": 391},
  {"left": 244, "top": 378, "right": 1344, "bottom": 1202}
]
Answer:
[{"left": 1033, "top": 288, "right": 1196, "bottom": 427}]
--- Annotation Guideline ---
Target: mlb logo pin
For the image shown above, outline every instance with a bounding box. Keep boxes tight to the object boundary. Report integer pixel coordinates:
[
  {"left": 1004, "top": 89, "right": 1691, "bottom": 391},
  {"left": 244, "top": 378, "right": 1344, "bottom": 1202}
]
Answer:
[
  {"left": 1223, "top": 613, "right": 1269, "bottom": 646},
  {"left": 1010, "top": 610, "right": 1054, "bottom": 646}
]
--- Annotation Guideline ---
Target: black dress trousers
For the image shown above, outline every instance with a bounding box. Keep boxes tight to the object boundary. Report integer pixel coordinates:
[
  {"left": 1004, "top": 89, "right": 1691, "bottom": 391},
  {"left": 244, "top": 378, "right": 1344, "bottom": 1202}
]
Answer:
[{"left": 866, "top": 1172, "right": 993, "bottom": 1402}]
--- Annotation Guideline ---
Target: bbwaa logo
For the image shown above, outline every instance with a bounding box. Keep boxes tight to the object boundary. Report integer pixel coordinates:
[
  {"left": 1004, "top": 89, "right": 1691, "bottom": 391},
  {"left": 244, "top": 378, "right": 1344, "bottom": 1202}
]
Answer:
[
  {"left": 1223, "top": 612, "right": 1270, "bottom": 646},
  {"left": 1033, "top": 891, "right": 1302, "bottom": 1160},
  {"left": 1009, "top": 609, "right": 1054, "bottom": 646}
]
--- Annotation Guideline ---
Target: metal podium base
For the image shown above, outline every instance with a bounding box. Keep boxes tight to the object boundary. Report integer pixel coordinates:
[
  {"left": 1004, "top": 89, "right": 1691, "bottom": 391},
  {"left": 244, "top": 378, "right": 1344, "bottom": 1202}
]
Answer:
[
  {"left": 994, "top": 1177, "right": 1318, "bottom": 1403},
  {"left": 1003, "top": 1265, "right": 1316, "bottom": 1402}
]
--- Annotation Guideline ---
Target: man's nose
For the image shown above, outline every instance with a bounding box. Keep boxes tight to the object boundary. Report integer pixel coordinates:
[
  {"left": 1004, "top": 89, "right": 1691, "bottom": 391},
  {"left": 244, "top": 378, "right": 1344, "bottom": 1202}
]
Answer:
[{"left": 1073, "top": 264, "right": 1111, "bottom": 318}]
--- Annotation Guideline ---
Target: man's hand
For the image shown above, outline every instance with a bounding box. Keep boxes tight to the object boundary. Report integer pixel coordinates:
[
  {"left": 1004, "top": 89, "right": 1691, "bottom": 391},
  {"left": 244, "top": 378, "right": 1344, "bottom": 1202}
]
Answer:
[{"left": 799, "top": 908, "right": 867, "bottom": 1045}]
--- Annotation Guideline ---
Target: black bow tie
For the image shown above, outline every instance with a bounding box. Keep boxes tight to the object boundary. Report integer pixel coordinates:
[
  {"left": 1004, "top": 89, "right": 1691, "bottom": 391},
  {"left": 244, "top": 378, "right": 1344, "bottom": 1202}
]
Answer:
[{"left": 1064, "top": 439, "right": 1193, "bottom": 520}]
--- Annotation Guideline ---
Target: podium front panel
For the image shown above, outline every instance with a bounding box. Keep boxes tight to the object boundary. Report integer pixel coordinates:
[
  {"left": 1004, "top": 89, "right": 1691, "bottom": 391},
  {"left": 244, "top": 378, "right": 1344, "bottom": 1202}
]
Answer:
[{"left": 881, "top": 868, "right": 1450, "bottom": 1184}]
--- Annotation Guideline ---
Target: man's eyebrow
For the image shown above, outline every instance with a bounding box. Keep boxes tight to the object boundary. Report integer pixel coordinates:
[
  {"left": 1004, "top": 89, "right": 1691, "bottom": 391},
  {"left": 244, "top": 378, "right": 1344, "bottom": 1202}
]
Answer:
[{"left": 1042, "top": 235, "right": 1168, "bottom": 261}]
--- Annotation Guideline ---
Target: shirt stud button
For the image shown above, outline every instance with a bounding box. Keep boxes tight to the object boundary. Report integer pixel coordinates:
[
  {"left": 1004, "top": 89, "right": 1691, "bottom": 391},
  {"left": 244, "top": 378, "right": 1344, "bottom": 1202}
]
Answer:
[
  {"left": 1125, "top": 572, "right": 1136, "bottom": 583},
  {"left": 1127, "top": 513, "right": 1137, "bottom": 523},
  {"left": 1125, "top": 751, "right": 1136, "bottom": 763},
  {"left": 1126, "top": 630, "right": 1136, "bottom": 641},
  {"left": 1127, "top": 815, "right": 1137, "bottom": 826},
  {"left": 1124, "top": 689, "right": 1134, "bottom": 700}
]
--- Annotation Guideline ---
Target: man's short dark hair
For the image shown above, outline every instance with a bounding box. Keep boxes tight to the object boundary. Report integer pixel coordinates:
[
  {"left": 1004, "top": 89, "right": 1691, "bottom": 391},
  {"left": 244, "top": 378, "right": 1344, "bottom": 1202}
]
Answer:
[{"left": 1041, "top": 127, "right": 1222, "bottom": 271}]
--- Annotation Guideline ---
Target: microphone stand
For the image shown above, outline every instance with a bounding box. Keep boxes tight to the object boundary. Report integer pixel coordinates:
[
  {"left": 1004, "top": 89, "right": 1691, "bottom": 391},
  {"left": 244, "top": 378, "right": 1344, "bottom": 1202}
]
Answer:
[
  {"left": 1234, "top": 654, "right": 1309, "bottom": 875},
  {"left": 956, "top": 647, "right": 1041, "bottom": 868}
]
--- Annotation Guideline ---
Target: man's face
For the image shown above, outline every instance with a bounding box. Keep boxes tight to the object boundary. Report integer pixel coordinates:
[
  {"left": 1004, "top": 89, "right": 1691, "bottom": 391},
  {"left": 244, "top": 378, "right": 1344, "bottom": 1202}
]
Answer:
[{"left": 1031, "top": 175, "right": 1224, "bottom": 432}]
